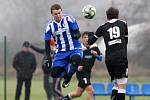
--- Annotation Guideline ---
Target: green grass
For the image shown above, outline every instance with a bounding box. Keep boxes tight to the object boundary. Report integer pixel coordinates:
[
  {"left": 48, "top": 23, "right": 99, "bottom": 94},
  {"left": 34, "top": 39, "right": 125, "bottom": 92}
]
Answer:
[{"left": 0, "top": 75, "right": 150, "bottom": 100}]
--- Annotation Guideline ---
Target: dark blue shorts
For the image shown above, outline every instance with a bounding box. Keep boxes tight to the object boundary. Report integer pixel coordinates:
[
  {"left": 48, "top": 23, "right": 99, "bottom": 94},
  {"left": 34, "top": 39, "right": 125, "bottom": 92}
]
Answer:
[{"left": 52, "top": 49, "right": 83, "bottom": 72}]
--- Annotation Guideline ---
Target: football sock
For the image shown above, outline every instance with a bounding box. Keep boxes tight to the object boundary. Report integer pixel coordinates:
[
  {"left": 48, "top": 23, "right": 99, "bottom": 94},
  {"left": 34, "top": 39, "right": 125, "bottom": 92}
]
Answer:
[
  {"left": 111, "top": 89, "right": 118, "bottom": 100},
  {"left": 116, "top": 89, "right": 125, "bottom": 100},
  {"left": 63, "top": 94, "right": 72, "bottom": 100}
]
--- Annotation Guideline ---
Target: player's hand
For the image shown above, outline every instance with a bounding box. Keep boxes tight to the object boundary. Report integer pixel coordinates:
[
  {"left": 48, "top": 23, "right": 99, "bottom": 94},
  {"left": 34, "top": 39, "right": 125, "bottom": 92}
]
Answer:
[
  {"left": 91, "top": 50, "right": 98, "bottom": 56},
  {"left": 78, "top": 66, "right": 83, "bottom": 71}
]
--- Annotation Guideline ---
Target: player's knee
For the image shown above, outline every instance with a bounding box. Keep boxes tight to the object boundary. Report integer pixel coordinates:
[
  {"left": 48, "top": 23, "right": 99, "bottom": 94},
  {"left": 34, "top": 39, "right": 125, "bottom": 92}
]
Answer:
[
  {"left": 86, "top": 86, "right": 94, "bottom": 95},
  {"left": 76, "top": 92, "right": 82, "bottom": 97},
  {"left": 116, "top": 78, "right": 128, "bottom": 89},
  {"left": 70, "top": 54, "right": 81, "bottom": 65},
  {"left": 51, "top": 67, "right": 64, "bottom": 78}
]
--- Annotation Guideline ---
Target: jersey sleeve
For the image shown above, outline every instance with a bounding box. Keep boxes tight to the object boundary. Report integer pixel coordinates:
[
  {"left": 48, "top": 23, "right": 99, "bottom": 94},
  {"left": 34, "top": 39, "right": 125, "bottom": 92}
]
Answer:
[
  {"left": 90, "top": 45, "right": 102, "bottom": 61},
  {"left": 67, "top": 15, "right": 79, "bottom": 30},
  {"left": 44, "top": 23, "right": 52, "bottom": 40},
  {"left": 88, "top": 26, "right": 103, "bottom": 45},
  {"left": 90, "top": 44, "right": 101, "bottom": 55},
  {"left": 44, "top": 22, "right": 52, "bottom": 60},
  {"left": 95, "top": 26, "right": 103, "bottom": 38}
]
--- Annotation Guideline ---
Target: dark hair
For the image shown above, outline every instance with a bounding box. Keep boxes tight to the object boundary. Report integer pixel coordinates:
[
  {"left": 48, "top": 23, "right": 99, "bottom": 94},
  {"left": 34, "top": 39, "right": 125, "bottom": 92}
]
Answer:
[
  {"left": 22, "top": 41, "right": 29, "bottom": 48},
  {"left": 82, "top": 31, "right": 89, "bottom": 38},
  {"left": 106, "top": 7, "right": 119, "bottom": 19},
  {"left": 51, "top": 4, "right": 62, "bottom": 14}
]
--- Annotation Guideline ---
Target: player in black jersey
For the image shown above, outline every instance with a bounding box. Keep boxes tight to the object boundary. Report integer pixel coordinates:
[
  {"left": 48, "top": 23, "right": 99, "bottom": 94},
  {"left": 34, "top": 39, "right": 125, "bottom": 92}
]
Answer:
[
  {"left": 59, "top": 32, "right": 102, "bottom": 100},
  {"left": 89, "top": 7, "right": 128, "bottom": 100}
]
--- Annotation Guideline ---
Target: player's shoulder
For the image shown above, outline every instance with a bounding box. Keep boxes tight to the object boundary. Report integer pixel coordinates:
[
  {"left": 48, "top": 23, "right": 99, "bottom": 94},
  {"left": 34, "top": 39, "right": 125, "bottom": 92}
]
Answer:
[
  {"left": 46, "top": 20, "right": 53, "bottom": 25},
  {"left": 63, "top": 14, "right": 76, "bottom": 22},
  {"left": 119, "top": 19, "right": 127, "bottom": 24},
  {"left": 107, "top": 19, "right": 126, "bottom": 24}
]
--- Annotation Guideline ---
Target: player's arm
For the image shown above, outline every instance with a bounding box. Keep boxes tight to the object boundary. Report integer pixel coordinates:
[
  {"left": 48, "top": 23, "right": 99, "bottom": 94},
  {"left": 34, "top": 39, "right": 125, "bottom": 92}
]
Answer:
[
  {"left": 88, "top": 26, "right": 103, "bottom": 45},
  {"left": 90, "top": 45, "right": 103, "bottom": 61},
  {"left": 44, "top": 24, "right": 52, "bottom": 67},
  {"left": 45, "top": 40, "right": 51, "bottom": 59}
]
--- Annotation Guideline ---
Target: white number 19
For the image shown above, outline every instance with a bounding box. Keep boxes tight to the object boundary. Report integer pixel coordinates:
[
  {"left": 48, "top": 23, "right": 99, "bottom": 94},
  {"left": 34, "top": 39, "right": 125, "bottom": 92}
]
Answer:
[{"left": 108, "top": 26, "right": 120, "bottom": 39}]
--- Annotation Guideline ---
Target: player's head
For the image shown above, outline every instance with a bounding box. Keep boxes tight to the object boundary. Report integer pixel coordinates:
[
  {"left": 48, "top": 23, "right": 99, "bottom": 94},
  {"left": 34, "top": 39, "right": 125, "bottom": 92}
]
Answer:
[
  {"left": 82, "top": 31, "right": 89, "bottom": 46},
  {"left": 106, "top": 7, "right": 119, "bottom": 20},
  {"left": 51, "top": 4, "right": 62, "bottom": 22}
]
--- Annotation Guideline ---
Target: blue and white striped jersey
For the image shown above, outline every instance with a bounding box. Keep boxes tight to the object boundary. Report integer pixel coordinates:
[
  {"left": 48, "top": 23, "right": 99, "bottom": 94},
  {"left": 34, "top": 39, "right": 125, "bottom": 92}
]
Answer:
[{"left": 44, "top": 14, "right": 82, "bottom": 52}]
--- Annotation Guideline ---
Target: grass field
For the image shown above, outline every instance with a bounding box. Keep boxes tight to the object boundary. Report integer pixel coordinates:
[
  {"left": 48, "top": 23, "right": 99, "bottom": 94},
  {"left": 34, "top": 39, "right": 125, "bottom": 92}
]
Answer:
[{"left": 0, "top": 75, "right": 150, "bottom": 100}]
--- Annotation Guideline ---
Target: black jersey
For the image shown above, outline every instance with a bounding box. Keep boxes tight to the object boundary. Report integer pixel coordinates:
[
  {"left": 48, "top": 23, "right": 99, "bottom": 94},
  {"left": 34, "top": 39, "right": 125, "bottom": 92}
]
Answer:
[
  {"left": 94, "top": 19, "right": 128, "bottom": 61},
  {"left": 80, "top": 44, "right": 101, "bottom": 72}
]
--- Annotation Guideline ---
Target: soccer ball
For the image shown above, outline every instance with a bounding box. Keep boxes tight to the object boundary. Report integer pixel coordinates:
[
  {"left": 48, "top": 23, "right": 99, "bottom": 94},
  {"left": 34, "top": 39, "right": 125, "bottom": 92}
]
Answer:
[{"left": 82, "top": 5, "right": 96, "bottom": 19}]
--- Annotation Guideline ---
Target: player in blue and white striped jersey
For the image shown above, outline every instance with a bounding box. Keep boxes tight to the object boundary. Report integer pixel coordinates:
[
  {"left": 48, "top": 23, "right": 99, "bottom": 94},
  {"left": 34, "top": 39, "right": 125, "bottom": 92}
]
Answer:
[{"left": 44, "top": 4, "right": 83, "bottom": 88}]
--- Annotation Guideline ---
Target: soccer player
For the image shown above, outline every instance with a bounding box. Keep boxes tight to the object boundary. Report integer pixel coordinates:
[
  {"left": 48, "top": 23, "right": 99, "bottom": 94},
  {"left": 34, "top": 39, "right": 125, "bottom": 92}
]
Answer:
[
  {"left": 44, "top": 4, "right": 83, "bottom": 88},
  {"left": 88, "top": 7, "right": 128, "bottom": 100},
  {"left": 60, "top": 32, "right": 103, "bottom": 100}
]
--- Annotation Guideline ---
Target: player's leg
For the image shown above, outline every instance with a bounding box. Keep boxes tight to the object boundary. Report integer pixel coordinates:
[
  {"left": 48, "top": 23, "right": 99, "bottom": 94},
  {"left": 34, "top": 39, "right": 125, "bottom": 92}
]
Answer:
[
  {"left": 51, "top": 67, "right": 66, "bottom": 78},
  {"left": 106, "top": 60, "right": 118, "bottom": 100},
  {"left": 111, "top": 82, "right": 118, "bottom": 100},
  {"left": 115, "top": 78, "right": 128, "bottom": 100},
  {"left": 51, "top": 52, "right": 69, "bottom": 78},
  {"left": 62, "top": 49, "right": 83, "bottom": 88},
  {"left": 62, "top": 64, "right": 75, "bottom": 88},
  {"left": 114, "top": 60, "right": 128, "bottom": 100},
  {"left": 60, "top": 71, "right": 86, "bottom": 100},
  {"left": 85, "top": 85, "right": 94, "bottom": 100},
  {"left": 61, "top": 87, "right": 84, "bottom": 100}
]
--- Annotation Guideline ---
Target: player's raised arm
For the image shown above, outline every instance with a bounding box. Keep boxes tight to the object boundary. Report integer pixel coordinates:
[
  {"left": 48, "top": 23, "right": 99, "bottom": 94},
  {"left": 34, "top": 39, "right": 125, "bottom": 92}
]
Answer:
[
  {"left": 44, "top": 23, "right": 52, "bottom": 67},
  {"left": 88, "top": 27, "right": 102, "bottom": 45}
]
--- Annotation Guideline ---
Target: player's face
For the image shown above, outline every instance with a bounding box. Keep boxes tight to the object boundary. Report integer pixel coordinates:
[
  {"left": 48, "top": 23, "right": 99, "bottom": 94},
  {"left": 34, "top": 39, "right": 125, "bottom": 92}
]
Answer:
[
  {"left": 82, "top": 35, "right": 89, "bottom": 46},
  {"left": 52, "top": 9, "right": 62, "bottom": 23}
]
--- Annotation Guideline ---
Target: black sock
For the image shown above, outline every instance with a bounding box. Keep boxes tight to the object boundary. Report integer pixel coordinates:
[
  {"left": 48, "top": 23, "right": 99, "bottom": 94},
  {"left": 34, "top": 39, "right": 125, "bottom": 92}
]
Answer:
[
  {"left": 111, "top": 89, "right": 118, "bottom": 100},
  {"left": 62, "top": 94, "right": 71, "bottom": 100},
  {"left": 116, "top": 93, "right": 125, "bottom": 100}
]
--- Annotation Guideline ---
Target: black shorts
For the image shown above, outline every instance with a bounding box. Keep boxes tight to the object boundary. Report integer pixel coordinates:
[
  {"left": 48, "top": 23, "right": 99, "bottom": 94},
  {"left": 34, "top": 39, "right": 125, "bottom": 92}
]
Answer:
[
  {"left": 106, "top": 58, "right": 128, "bottom": 81},
  {"left": 76, "top": 71, "right": 91, "bottom": 89}
]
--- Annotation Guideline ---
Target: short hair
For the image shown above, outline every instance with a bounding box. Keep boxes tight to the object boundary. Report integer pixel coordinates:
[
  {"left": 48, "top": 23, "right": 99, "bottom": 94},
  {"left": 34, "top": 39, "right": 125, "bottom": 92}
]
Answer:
[
  {"left": 82, "top": 31, "right": 89, "bottom": 38},
  {"left": 106, "top": 7, "right": 119, "bottom": 19},
  {"left": 51, "top": 4, "right": 62, "bottom": 14}
]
